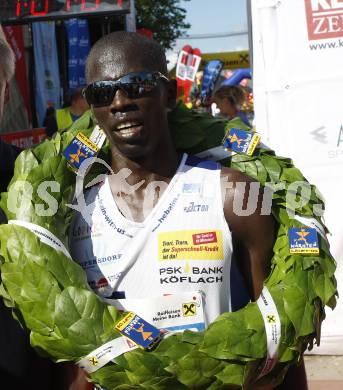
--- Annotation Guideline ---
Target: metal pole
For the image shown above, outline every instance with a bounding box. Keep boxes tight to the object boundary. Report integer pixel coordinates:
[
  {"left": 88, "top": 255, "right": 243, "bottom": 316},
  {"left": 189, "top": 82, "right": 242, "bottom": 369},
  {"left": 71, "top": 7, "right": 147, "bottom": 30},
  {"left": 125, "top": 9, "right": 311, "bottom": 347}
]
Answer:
[
  {"left": 28, "top": 23, "right": 38, "bottom": 128},
  {"left": 125, "top": 0, "right": 136, "bottom": 32},
  {"left": 247, "top": 0, "right": 254, "bottom": 74},
  {"left": 178, "top": 31, "right": 248, "bottom": 40}
]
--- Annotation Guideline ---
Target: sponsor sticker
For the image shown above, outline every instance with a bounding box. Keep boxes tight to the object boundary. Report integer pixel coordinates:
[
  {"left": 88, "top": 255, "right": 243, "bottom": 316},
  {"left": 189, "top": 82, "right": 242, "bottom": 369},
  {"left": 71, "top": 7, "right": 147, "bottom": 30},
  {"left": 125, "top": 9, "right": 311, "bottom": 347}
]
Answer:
[
  {"left": 63, "top": 132, "right": 99, "bottom": 172},
  {"left": 89, "top": 125, "right": 106, "bottom": 148},
  {"left": 192, "top": 231, "right": 217, "bottom": 245},
  {"left": 158, "top": 230, "right": 224, "bottom": 261},
  {"left": 288, "top": 227, "right": 320, "bottom": 255},
  {"left": 304, "top": 0, "right": 343, "bottom": 41},
  {"left": 222, "top": 128, "right": 260, "bottom": 156},
  {"left": 182, "top": 302, "right": 197, "bottom": 317},
  {"left": 115, "top": 312, "right": 161, "bottom": 350},
  {"left": 256, "top": 287, "right": 281, "bottom": 378},
  {"left": 77, "top": 336, "right": 137, "bottom": 374},
  {"left": 182, "top": 183, "right": 202, "bottom": 194},
  {"left": 106, "top": 291, "right": 206, "bottom": 333}
]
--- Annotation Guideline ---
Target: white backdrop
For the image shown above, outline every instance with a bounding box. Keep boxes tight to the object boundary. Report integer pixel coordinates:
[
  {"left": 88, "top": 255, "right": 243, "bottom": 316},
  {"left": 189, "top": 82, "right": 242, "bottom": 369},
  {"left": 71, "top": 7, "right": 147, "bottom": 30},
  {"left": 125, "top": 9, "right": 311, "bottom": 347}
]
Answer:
[{"left": 250, "top": 0, "right": 343, "bottom": 354}]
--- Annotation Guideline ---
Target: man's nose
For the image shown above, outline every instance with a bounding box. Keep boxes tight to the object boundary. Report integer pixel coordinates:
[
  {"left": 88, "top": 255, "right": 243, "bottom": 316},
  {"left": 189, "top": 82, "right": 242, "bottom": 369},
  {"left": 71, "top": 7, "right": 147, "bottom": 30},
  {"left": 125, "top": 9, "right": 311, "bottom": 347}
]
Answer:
[{"left": 109, "top": 88, "right": 131, "bottom": 111}]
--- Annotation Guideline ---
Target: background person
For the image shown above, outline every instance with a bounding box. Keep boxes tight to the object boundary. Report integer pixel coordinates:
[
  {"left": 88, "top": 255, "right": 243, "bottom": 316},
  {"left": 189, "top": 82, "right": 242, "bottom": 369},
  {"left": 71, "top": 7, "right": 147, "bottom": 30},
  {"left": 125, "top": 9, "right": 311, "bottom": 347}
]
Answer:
[
  {"left": 44, "top": 87, "right": 89, "bottom": 137},
  {"left": 213, "top": 84, "right": 251, "bottom": 126},
  {"left": 56, "top": 87, "right": 89, "bottom": 131},
  {"left": 0, "top": 35, "right": 83, "bottom": 390},
  {"left": 0, "top": 37, "right": 21, "bottom": 194}
]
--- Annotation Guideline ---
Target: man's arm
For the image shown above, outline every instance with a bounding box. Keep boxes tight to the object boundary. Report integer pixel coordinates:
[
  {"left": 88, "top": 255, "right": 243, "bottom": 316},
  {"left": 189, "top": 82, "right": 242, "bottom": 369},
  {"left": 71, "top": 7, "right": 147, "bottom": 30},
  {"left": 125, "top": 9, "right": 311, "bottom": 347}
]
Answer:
[
  {"left": 0, "top": 139, "right": 21, "bottom": 193},
  {"left": 222, "top": 168, "right": 276, "bottom": 299},
  {"left": 222, "top": 168, "right": 308, "bottom": 389}
]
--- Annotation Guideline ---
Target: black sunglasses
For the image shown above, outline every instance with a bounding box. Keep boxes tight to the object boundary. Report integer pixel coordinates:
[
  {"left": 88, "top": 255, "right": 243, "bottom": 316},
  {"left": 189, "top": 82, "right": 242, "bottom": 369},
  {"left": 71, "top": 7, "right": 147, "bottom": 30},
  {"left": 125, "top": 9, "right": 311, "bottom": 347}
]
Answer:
[{"left": 83, "top": 71, "right": 169, "bottom": 107}]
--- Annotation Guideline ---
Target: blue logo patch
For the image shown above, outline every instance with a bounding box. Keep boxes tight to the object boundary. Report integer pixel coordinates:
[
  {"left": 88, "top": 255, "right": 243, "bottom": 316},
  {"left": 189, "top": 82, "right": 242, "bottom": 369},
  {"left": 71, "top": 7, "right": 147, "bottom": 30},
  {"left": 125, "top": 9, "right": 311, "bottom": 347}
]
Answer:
[
  {"left": 182, "top": 183, "right": 202, "bottom": 194},
  {"left": 63, "top": 132, "right": 99, "bottom": 172},
  {"left": 222, "top": 128, "right": 260, "bottom": 156},
  {"left": 288, "top": 227, "right": 319, "bottom": 254},
  {"left": 115, "top": 312, "right": 161, "bottom": 349}
]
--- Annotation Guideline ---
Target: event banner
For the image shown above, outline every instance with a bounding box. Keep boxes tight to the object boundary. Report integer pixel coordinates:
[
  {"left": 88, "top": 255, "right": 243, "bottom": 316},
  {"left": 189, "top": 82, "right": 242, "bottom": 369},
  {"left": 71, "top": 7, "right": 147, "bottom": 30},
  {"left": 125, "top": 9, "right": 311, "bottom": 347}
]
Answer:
[
  {"left": 64, "top": 18, "right": 91, "bottom": 90},
  {"left": 200, "top": 60, "right": 224, "bottom": 103},
  {"left": 0, "top": 128, "right": 46, "bottom": 148},
  {"left": 3, "top": 25, "right": 31, "bottom": 125},
  {"left": 0, "top": 25, "right": 30, "bottom": 134},
  {"left": 199, "top": 51, "right": 250, "bottom": 71},
  {"left": 251, "top": 0, "right": 343, "bottom": 354},
  {"left": 32, "top": 22, "right": 61, "bottom": 126}
]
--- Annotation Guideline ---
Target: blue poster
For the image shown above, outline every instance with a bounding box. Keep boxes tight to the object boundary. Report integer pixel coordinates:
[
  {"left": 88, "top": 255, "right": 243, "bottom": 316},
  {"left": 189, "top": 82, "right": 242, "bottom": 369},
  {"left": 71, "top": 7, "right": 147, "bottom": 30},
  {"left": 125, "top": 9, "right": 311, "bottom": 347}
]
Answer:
[
  {"left": 200, "top": 60, "right": 224, "bottom": 102},
  {"left": 64, "top": 19, "right": 91, "bottom": 90},
  {"left": 32, "top": 22, "right": 61, "bottom": 126}
]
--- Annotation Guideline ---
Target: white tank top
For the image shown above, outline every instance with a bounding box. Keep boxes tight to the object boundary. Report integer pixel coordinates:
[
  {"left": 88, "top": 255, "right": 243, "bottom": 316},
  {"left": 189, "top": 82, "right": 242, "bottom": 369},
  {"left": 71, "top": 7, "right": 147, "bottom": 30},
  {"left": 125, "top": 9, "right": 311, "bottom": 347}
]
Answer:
[{"left": 69, "top": 154, "right": 233, "bottom": 325}]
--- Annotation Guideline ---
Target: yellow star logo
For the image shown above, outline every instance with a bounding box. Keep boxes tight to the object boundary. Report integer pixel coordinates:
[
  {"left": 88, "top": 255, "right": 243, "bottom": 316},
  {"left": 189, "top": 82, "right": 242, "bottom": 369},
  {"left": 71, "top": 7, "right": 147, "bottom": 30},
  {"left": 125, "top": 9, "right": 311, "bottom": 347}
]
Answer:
[
  {"left": 133, "top": 323, "right": 153, "bottom": 341},
  {"left": 295, "top": 228, "right": 310, "bottom": 245},
  {"left": 229, "top": 133, "right": 244, "bottom": 147},
  {"left": 69, "top": 148, "right": 87, "bottom": 164}
]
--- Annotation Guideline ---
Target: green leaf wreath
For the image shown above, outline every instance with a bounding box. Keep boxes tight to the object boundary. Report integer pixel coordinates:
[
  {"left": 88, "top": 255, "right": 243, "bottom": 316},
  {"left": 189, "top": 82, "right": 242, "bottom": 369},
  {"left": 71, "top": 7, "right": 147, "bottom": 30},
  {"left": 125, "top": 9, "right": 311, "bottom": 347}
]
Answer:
[{"left": 0, "top": 104, "right": 337, "bottom": 389}]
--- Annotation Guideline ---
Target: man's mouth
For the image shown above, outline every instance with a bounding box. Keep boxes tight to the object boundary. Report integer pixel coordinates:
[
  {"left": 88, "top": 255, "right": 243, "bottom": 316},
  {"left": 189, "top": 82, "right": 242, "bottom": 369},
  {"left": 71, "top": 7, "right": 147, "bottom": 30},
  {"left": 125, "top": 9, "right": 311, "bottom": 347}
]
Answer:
[{"left": 115, "top": 121, "right": 143, "bottom": 139}]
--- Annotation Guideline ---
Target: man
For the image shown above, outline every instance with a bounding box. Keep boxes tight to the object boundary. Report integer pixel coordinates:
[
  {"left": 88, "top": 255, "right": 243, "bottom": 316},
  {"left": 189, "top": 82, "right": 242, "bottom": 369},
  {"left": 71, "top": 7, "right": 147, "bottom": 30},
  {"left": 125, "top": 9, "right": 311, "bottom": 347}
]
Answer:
[
  {"left": 0, "top": 37, "right": 21, "bottom": 193},
  {"left": 44, "top": 87, "right": 89, "bottom": 137},
  {"left": 69, "top": 31, "right": 282, "bottom": 389},
  {"left": 56, "top": 87, "right": 89, "bottom": 131}
]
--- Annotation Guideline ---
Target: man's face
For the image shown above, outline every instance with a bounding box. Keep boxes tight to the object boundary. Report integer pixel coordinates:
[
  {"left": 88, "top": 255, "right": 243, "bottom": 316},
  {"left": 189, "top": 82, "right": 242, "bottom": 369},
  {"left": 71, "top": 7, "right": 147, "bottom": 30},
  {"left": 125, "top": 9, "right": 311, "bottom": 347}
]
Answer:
[{"left": 87, "top": 49, "right": 171, "bottom": 160}]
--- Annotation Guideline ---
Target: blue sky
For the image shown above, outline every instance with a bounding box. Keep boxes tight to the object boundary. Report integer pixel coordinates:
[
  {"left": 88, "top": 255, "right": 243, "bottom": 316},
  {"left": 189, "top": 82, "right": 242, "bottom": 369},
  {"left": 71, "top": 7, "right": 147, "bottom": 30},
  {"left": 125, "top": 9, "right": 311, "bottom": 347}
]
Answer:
[{"left": 173, "top": 0, "right": 249, "bottom": 53}]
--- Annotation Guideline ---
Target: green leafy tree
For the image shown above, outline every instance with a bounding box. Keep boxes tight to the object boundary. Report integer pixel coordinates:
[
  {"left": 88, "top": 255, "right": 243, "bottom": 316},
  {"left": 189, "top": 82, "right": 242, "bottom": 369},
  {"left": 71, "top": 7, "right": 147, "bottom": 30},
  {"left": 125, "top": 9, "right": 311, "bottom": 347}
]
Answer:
[{"left": 135, "top": 0, "right": 191, "bottom": 50}]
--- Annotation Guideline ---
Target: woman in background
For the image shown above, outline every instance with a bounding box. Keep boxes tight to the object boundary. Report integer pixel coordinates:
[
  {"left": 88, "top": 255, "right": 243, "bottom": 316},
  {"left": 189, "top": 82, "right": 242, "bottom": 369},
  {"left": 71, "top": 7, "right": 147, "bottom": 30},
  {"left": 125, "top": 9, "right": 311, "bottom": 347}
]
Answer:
[{"left": 213, "top": 85, "right": 251, "bottom": 126}]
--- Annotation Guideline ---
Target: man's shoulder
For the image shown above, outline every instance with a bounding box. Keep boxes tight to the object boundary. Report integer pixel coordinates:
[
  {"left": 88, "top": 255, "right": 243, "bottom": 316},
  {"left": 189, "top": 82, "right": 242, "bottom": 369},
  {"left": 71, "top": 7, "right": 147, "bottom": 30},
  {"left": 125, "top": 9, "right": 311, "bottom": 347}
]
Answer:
[
  {"left": 0, "top": 139, "right": 22, "bottom": 192},
  {"left": 0, "top": 139, "right": 21, "bottom": 171},
  {"left": 220, "top": 165, "right": 266, "bottom": 224},
  {"left": 220, "top": 165, "right": 255, "bottom": 185}
]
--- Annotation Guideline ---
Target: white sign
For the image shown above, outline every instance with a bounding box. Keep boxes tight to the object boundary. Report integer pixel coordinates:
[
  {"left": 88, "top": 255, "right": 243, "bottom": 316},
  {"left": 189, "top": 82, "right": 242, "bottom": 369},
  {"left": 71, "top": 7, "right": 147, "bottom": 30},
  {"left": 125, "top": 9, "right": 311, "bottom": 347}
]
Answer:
[
  {"left": 186, "top": 54, "right": 202, "bottom": 82},
  {"left": 104, "top": 291, "right": 206, "bottom": 332},
  {"left": 176, "top": 49, "right": 191, "bottom": 80},
  {"left": 251, "top": 0, "right": 343, "bottom": 354}
]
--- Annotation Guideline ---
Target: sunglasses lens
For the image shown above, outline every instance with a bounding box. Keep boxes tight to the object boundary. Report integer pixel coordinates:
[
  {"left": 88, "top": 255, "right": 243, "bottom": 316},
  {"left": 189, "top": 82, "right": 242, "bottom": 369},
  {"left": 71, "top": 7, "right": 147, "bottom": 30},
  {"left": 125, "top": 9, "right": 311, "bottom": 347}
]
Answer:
[
  {"left": 121, "top": 80, "right": 156, "bottom": 98},
  {"left": 85, "top": 83, "right": 117, "bottom": 107},
  {"left": 85, "top": 72, "right": 167, "bottom": 106}
]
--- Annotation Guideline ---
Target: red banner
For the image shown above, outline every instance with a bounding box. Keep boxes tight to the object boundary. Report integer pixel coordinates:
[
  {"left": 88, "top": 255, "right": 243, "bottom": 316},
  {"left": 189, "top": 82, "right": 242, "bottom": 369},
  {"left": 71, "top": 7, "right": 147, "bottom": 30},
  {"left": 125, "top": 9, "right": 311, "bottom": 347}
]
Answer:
[
  {"left": 304, "top": 0, "right": 343, "bottom": 41},
  {"left": 3, "top": 25, "right": 32, "bottom": 123},
  {"left": 0, "top": 128, "right": 46, "bottom": 148}
]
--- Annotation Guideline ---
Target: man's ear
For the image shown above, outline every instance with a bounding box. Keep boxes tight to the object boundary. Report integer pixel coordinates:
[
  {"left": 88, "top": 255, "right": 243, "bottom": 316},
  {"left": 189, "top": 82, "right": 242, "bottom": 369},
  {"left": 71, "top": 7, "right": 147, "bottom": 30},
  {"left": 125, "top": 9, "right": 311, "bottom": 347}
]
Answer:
[
  {"left": 4, "top": 82, "right": 10, "bottom": 104},
  {"left": 166, "top": 79, "right": 177, "bottom": 110}
]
